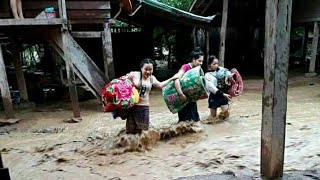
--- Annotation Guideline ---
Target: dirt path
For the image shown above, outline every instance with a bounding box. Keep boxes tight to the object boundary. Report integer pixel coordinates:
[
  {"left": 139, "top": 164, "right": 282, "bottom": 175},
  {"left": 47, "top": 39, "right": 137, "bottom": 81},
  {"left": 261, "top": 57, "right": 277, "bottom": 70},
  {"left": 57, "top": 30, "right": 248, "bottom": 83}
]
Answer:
[{"left": 0, "top": 75, "right": 319, "bottom": 180}]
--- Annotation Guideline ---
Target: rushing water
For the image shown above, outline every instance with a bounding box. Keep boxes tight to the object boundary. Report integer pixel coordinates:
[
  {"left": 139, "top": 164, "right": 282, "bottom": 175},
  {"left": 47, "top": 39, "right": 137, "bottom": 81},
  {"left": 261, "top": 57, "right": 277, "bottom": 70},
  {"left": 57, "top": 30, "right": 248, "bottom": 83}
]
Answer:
[{"left": 0, "top": 75, "right": 319, "bottom": 180}]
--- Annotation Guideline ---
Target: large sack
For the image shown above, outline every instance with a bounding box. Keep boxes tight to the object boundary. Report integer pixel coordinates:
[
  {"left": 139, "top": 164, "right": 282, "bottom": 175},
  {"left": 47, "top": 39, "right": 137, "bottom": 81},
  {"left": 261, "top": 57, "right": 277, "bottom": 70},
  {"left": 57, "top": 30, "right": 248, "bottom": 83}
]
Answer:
[
  {"left": 228, "top": 68, "right": 243, "bottom": 97},
  {"left": 162, "top": 66, "right": 208, "bottom": 113},
  {"left": 101, "top": 77, "right": 139, "bottom": 112}
]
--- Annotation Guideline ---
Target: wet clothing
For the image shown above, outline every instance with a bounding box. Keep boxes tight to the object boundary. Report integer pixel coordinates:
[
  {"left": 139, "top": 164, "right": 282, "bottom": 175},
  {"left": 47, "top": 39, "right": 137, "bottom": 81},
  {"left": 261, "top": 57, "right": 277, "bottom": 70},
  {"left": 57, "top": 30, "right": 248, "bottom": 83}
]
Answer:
[
  {"left": 126, "top": 106, "right": 149, "bottom": 134},
  {"left": 128, "top": 71, "right": 159, "bottom": 106},
  {"left": 205, "top": 67, "right": 232, "bottom": 108},
  {"left": 177, "top": 63, "right": 200, "bottom": 122},
  {"left": 124, "top": 71, "right": 159, "bottom": 134},
  {"left": 178, "top": 102, "right": 200, "bottom": 122},
  {"left": 208, "top": 92, "right": 228, "bottom": 108}
]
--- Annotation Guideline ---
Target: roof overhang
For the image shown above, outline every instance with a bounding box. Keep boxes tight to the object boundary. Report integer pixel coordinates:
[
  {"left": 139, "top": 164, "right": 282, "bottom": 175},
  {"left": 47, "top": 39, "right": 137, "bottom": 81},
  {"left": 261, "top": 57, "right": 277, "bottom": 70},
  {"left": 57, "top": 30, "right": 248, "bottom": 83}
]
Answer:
[
  {"left": 114, "top": 0, "right": 217, "bottom": 28},
  {"left": 140, "top": 0, "right": 215, "bottom": 25}
]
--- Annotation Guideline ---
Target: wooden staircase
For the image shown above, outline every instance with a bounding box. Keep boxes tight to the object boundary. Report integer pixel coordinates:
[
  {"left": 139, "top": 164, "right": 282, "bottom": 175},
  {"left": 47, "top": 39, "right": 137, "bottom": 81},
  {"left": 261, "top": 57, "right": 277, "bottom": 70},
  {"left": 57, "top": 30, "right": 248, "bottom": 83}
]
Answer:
[
  {"left": 0, "top": 0, "right": 114, "bottom": 119},
  {"left": 49, "top": 30, "right": 107, "bottom": 100}
]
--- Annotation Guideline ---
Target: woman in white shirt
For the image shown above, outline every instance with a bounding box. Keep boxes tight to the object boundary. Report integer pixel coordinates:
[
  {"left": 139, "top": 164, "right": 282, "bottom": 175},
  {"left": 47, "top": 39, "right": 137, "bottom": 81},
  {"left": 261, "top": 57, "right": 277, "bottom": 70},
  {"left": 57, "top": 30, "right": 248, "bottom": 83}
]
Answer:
[
  {"left": 204, "top": 55, "right": 232, "bottom": 123},
  {"left": 125, "top": 58, "right": 177, "bottom": 134}
]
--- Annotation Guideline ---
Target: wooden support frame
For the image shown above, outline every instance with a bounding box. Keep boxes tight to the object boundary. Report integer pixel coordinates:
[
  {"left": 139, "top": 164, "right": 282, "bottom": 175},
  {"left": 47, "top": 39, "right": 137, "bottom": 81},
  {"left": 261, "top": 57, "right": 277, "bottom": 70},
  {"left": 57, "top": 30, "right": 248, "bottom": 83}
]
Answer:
[
  {"left": 192, "top": 27, "right": 197, "bottom": 48},
  {"left": 307, "top": 22, "right": 319, "bottom": 76},
  {"left": 205, "top": 28, "right": 210, "bottom": 71},
  {"left": 71, "top": 31, "right": 102, "bottom": 38},
  {"left": 219, "top": 0, "right": 228, "bottom": 67},
  {"left": 261, "top": 0, "right": 292, "bottom": 178},
  {"left": 62, "top": 31, "right": 81, "bottom": 118},
  {"left": 11, "top": 40, "right": 29, "bottom": 103},
  {"left": 58, "top": 0, "right": 81, "bottom": 118},
  {"left": 102, "top": 21, "right": 115, "bottom": 80},
  {"left": 0, "top": 18, "right": 63, "bottom": 26},
  {"left": 302, "top": 26, "right": 309, "bottom": 62},
  {"left": 48, "top": 27, "right": 106, "bottom": 101},
  {"left": 0, "top": 45, "right": 15, "bottom": 119}
]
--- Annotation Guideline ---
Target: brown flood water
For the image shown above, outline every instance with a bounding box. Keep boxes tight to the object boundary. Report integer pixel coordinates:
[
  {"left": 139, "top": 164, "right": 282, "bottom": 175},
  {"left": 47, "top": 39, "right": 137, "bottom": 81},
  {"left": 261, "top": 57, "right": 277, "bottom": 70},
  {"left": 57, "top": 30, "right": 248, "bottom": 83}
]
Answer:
[{"left": 0, "top": 75, "right": 319, "bottom": 180}]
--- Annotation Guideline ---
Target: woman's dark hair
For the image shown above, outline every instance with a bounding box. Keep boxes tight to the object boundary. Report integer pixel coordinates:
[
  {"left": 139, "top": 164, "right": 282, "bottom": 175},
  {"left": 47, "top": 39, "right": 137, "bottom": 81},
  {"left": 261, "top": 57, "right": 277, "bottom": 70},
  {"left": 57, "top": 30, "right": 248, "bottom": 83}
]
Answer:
[
  {"left": 189, "top": 47, "right": 204, "bottom": 62},
  {"left": 140, "top": 58, "right": 155, "bottom": 68},
  {"left": 208, "top": 55, "right": 219, "bottom": 65}
]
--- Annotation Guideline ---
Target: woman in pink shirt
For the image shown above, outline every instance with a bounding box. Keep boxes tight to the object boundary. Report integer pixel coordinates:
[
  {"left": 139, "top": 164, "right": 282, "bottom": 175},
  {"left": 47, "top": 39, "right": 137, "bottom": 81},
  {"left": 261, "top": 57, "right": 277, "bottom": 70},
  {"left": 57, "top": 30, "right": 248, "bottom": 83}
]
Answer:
[{"left": 174, "top": 47, "right": 204, "bottom": 122}]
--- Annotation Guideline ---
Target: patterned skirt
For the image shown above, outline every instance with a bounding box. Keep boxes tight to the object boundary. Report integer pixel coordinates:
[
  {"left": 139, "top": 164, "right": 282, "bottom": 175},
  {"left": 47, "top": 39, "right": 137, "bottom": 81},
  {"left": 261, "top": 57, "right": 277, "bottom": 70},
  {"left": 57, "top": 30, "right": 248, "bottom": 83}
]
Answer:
[{"left": 126, "top": 105, "right": 149, "bottom": 134}]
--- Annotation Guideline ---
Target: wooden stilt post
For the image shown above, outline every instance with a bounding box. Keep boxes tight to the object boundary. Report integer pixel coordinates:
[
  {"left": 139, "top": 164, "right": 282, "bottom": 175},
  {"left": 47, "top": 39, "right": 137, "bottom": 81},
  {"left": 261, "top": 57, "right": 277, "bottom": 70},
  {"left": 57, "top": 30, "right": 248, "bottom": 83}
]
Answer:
[
  {"left": 302, "top": 26, "right": 309, "bottom": 63},
  {"left": 0, "top": 152, "right": 11, "bottom": 180},
  {"left": 59, "top": 0, "right": 81, "bottom": 119},
  {"left": 102, "top": 20, "right": 115, "bottom": 81},
  {"left": 11, "top": 40, "right": 29, "bottom": 103},
  {"left": 192, "top": 28, "right": 197, "bottom": 48},
  {"left": 205, "top": 28, "right": 210, "bottom": 71},
  {"left": 219, "top": 0, "right": 228, "bottom": 67},
  {"left": 306, "top": 22, "right": 318, "bottom": 77},
  {"left": 0, "top": 46, "right": 15, "bottom": 119},
  {"left": 261, "top": 0, "right": 292, "bottom": 178},
  {"left": 64, "top": 33, "right": 81, "bottom": 118}
]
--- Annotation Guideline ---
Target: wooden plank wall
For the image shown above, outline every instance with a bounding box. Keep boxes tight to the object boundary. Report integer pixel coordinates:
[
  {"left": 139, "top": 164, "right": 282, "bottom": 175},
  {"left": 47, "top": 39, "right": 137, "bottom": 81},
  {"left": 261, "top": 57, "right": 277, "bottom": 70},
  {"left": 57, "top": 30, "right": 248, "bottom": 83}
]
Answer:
[
  {"left": 292, "top": 0, "right": 320, "bottom": 23},
  {"left": 22, "top": 0, "right": 110, "bottom": 24}
]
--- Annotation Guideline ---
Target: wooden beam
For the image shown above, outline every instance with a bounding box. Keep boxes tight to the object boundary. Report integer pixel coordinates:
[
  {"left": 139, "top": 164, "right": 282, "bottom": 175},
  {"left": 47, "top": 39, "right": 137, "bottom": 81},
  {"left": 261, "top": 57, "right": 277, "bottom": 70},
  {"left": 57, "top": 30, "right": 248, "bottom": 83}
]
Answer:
[
  {"left": 309, "top": 22, "right": 318, "bottom": 74},
  {"left": 58, "top": 0, "right": 81, "bottom": 118},
  {"left": 261, "top": 0, "right": 292, "bottom": 178},
  {"left": 294, "top": 17, "right": 320, "bottom": 23},
  {"left": 11, "top": 40, "right": 29, "bottom": 102},
  {"left": 49, "top": 37, "right": 102, "bottom": 100},
  {"left": 0, "top": 18, "right": 63, "bottom": 26},
  {"left": 62, "top": 32, "right": 81, "bottom": 118},
  {"left": 23, "top": 1, "right": 111, "bottom": 10},
  {"left": 219, "top": 0, "right": 228, "bottom": 67},
  {"left": 24, "top": 10, "right": 110, "bottom": 22},
  {"left": 192, "top": 28, "right": 197, "bottom": 48},
  {"left": 102, "top": 22, "right": 115, "bottom": 80},
  {"left": 63, "top": 10, "right": 111, "bottom": 19},
  {"left": 48, "top": 28, "right": 106, "bottom": 100},
  {"left": 0, "top": 45, "right": 15, "bottom": 119},
  {"left": 69, "top": 19, "right": 108, "bottom": 24},
  {"left": 302, "top": 26, "right": 309, "bottom": 62},
  {"left": 59, "top": 0, "right": 67, "bottom": 19},
  {"left": 71, "top": 31, "right": 102, "bottom": 38},
  {"left": 205, "top": 28, "right": 210, "bottom": 71},
  {"left": 188, "top": 0, "right": 198, "bottom": 12},
  {"left": 58, "top": 0, "right": 63, "bottom": 18},
  {"left": 200, "top": 0, "right": 215, "bottom": 15}
]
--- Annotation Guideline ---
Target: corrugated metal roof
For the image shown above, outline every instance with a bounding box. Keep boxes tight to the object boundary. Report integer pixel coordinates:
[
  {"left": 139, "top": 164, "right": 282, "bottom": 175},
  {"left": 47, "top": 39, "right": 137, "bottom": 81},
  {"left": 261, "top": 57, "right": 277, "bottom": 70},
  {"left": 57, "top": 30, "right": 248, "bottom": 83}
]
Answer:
[{"left": 134, "top": 0, "right": 216, "bottom": 26}]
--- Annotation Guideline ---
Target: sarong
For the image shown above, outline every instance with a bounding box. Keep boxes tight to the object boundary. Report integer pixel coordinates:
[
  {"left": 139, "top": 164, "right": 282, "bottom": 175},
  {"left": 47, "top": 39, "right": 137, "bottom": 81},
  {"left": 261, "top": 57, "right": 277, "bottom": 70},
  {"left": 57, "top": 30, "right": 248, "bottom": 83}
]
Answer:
[{"left": 126, "top": 106, "right": 149, "bottom": 134}]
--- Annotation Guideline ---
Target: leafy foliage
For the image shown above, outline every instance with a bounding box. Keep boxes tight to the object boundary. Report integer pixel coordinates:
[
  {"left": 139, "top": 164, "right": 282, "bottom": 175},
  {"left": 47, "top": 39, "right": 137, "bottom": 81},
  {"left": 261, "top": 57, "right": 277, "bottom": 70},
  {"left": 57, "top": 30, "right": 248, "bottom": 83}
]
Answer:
[
  {"left": 157, "top": 0, "right": 193, "bottom": 11},
  {"left": 153, "top": 27, "right": 176, "bottom": 47},
  {"left": 291, "top": 27, "right": 304, "bottom": 40}
]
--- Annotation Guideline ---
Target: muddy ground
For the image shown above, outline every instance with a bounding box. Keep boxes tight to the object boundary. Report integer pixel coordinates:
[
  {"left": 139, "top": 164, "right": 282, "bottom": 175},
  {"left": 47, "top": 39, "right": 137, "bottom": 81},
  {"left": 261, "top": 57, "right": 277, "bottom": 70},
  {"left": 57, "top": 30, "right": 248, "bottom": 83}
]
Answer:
[{"left": 0, "top": 74, "right": 319, "bottom": 180}]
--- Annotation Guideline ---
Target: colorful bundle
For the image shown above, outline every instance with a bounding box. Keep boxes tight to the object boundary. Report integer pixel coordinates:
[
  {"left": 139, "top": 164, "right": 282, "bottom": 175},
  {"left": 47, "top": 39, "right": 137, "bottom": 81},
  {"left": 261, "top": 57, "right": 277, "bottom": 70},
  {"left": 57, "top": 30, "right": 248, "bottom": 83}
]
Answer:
[
  {"left": 162, "top": 67, "right": 208, "bottom": 114},
  {"left": 228, "top": 68, "right": 243, "bottom": 97},
  {"left": 101, "top": 77, "right": 139, "bottom": 112}
]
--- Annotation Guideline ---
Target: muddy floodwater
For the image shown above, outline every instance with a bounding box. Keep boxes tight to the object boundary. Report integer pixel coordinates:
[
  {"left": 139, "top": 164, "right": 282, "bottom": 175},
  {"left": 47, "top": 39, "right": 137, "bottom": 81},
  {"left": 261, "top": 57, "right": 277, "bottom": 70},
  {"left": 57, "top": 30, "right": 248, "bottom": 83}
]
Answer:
[{"left": 0, "top": 75, "right": 319, "bottom": 180}]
